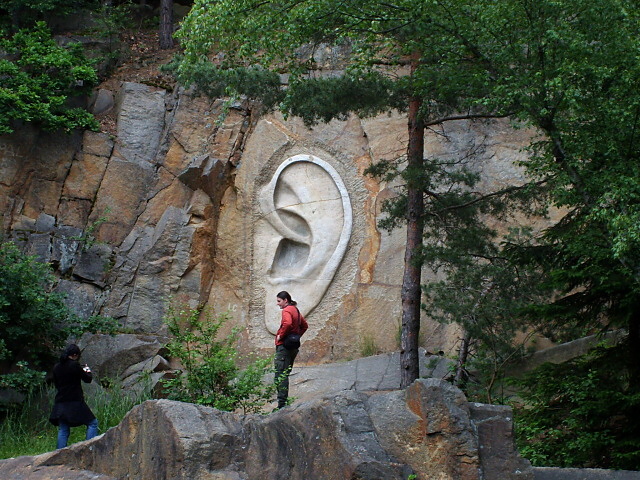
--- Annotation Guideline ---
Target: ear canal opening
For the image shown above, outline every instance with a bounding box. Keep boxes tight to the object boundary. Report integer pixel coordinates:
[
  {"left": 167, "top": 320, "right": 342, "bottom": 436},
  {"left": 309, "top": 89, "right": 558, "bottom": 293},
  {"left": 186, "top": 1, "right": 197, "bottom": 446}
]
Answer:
[{"left": 270, "top": 238, "right": 310, "bottom": 275}]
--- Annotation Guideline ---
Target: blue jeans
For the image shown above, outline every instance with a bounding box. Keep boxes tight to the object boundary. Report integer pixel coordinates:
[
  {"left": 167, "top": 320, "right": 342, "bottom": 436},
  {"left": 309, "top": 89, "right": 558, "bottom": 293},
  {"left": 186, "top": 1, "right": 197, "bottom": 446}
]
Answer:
[{"left": 56, "top": 418, "right": 99, "bottom": 449}]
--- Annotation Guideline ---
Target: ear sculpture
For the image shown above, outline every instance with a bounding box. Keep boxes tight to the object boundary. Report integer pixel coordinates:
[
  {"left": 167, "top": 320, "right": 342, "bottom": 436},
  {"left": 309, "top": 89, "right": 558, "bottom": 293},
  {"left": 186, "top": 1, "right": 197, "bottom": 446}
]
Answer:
[{"left": 257, "top": 154, "right": 353, "bottom": 334}]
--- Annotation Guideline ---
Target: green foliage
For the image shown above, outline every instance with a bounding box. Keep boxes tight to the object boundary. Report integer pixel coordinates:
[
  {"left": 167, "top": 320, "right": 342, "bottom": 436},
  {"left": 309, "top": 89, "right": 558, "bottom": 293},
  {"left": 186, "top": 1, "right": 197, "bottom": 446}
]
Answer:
[
  {"left": 171, "top": 1, "right": 411, "bottom": 125},
  {"left": 71, "top": 207, "right": 111, "bottom": 252},
  {"left": 406, "top": 0, "right": 640, "bottom": 349},
  {"left": 85, "top": 378, "right": 153, "bottom": 433},
  {"left": 0, "top": 241, "right": 120, "bottom": 395},
  {"left": 422, "top": 228, "right": 547, "bottom": 403},
  {"left": 0, "top": 241, "right": 72, "bottom": 370},
  {"left": 162, "top": 303, "right": 276, "bottom": 414},
  {"left": 0, "top": 22, "right": 99, "bottom": 134},
  {"left": 0, "top": 386, "right": 58, "bottom": 457},
  {"left": 367, "top": 139, "right": 545, "bottom": 401},
  {"left": 163, "top": 58, "right": 283, "bottom": 115},
  {"left": 512, "top": 343, "right": 640, "bottom": 470},
  {"left": 0, "top": 361, "right": 46, "bottom": 395},
  {"left": 66, "top": 315, "right": 122, "bottom": 338}
]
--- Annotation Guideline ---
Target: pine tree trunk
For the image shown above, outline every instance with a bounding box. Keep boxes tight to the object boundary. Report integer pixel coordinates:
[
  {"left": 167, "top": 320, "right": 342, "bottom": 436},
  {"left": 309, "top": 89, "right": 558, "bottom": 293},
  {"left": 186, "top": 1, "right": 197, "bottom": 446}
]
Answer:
[
  {"left": 400, "top": 88, "right": 425, "bottom": 389},
  {"left": 159, "top": 0, "right": 174, "bottom": 49}
]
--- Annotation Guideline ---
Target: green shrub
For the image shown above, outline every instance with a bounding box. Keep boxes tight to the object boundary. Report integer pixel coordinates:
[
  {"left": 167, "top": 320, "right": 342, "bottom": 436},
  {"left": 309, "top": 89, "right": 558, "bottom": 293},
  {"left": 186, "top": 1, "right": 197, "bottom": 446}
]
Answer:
[
  {"left": 0, "top": 240, "right": 120, "bottom": 396},
  {"left": 85, "top": 378, "right": 153, "bottom": 433},
  {"left": 0, "top": 361, "right": 46, "bottom": 396},
  {"left": 161, "top": 303, "right": 276, "bottom": 414},
  {"left": 512, "top": 342, "right": 640, "bottom": 470},
  {"left": 0, "top": 241, "right": 72, "bottom": 375},
  {"left": 0, "top": 22, "right": 98, "bottom": 134}
]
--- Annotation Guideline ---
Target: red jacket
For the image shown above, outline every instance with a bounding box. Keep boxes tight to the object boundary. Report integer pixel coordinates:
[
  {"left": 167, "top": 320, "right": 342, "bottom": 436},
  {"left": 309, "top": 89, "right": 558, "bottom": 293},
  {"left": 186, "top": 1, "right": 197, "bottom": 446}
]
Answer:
[{"left": 275, "top": 305, "right": 308, "bottom": 346}]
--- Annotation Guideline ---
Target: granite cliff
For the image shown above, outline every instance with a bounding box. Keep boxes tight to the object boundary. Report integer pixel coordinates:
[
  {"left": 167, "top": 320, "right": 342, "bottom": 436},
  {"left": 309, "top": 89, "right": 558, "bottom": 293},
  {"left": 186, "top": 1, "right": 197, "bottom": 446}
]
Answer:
[{"left": 0, "top": 76, "right": 540, "bottom": 364}]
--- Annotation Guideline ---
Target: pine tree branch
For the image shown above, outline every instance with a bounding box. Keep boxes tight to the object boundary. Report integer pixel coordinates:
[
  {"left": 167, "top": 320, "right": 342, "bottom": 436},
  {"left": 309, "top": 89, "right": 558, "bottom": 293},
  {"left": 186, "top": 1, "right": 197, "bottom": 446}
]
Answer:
[{"left": 424, "top": 112, "right": 514, "bottom": 127}]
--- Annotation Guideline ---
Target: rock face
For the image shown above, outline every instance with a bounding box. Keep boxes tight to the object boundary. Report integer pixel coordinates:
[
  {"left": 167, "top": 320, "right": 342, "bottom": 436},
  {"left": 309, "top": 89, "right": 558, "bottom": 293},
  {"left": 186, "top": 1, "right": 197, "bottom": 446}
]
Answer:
[
  {"left": 0, "top": 79, "right": 542, "bottom": 364},
  {"left": 0, "top": 379, "right": 533, "bottom": 480}
]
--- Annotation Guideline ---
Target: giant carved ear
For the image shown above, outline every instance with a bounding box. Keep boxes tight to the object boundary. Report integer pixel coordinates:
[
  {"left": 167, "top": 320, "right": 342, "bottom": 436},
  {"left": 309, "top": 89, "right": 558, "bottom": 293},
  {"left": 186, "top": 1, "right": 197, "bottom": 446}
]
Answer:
[{"left": 256, "top": 154, "right": 353, "bottom": 334}]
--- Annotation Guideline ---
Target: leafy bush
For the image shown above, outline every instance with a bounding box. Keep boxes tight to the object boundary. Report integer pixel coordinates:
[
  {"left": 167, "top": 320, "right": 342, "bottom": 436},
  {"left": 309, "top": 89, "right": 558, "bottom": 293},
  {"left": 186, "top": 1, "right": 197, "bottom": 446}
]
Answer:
[
  {"left": 0, "top": 241, "right": 72, "bottom": 370},
  {"left": 0, "top": 241, "right": 119, "bottom": 396},
  {"left": 512, "top": 342, "right": 640, "bottom": 470},
  {"left": 0, "top": 22, "right": 98, "bottom": 134},
  {"left": 162, "top": 303, "right": 276, "bottom": 414}
]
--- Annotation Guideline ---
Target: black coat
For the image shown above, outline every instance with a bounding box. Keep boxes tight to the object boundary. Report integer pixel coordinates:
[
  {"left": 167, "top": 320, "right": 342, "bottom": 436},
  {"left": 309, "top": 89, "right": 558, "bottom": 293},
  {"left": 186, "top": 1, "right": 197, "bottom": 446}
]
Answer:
[{"left": 49, "top": 359, "right": 96, "bottom": 427}]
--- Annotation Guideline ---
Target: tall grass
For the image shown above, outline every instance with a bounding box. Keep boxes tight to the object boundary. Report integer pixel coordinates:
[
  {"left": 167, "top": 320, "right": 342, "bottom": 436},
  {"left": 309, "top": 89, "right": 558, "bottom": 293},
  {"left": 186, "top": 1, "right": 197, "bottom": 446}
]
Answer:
[
  {"left": 360, "top": 335, "right": 381, "bottom": 357},
  {"left": 0, "top": 380, "right": 152, "bottom": 459}
]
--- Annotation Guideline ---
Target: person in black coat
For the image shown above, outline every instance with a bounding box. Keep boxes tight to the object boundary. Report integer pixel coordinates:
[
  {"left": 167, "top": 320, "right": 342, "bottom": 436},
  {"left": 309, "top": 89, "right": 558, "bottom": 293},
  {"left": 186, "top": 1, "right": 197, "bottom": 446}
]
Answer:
[{"left": 49, "top": 344, "right": 98, "bottom": 449}]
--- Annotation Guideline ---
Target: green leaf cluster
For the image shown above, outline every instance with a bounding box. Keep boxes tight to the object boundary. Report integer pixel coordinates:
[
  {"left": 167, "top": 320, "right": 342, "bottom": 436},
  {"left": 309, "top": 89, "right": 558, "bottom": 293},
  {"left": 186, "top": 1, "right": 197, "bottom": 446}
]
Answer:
[
  {"left": 512, "top": 343, "right": 640, "bottom": 470},
  {"left": 372, "top": 149, "right": 547, "bottom": 402},
  {"left": 0, "top": 241, "right": 72, "bottom": 370},
  {"left": 0, "top": 241, "right": 120, "bottom": 396},
  {"left": 171, "top": 1, "right": 417, "bottom": 124},
  {"left": 0, "top": 22, "right": 99, "bottom": 134},
  {"left": 0, "top": 361, "right": 46, "bottom": 395},
  {"left": 162, "top": 303, "right": 276, "bottom": 414}
]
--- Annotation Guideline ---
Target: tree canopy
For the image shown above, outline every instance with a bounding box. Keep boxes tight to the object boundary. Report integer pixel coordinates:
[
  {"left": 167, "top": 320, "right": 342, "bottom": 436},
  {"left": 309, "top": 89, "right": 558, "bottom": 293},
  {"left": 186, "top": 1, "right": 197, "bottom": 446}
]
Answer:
[{"left": 0, "top": 22, "right": 99, "bottom": 134}]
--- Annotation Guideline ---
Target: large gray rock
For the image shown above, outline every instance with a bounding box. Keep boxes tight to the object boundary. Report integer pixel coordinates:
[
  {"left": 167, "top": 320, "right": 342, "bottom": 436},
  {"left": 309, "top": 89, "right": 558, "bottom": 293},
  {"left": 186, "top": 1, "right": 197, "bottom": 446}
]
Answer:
[
  {"left": 55, "top": 279, "right": 104, "bottom": 320},
  {"left": 51, "top": 225, "right": 82, "bottom": 274},
  {"left": 73, "top": 243, "right": 113, "bottom": 287},
  {"left": 289, "top": 349, "right": 453, "bottom": 404},
  {"left": 89, "top": 89, "right": 115, "bottom": 116},
  {"left": 470, "top": 403, "right": 531, "bottom": 479},
  {"left": 177, "top": 154, "right": 233, "bottom": 205},
  {"left": 77, "top": 333, "right": 167, "bottom": 380},
  {"left": 114, "top": 82, "right": 166, "bottom": 166},
  {"left": 0, "top": 379, "right": 534, "bottom": 480},
  {"left": 367, "top": 379, "right": 480, "bottom": 480}
]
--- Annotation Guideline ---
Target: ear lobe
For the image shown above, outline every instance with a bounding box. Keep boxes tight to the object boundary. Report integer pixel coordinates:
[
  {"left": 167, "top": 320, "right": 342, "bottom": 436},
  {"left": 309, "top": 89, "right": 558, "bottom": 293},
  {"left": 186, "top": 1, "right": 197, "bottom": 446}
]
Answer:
[{"left": 257, "top": 154, "right": 353, "bottom": 334}]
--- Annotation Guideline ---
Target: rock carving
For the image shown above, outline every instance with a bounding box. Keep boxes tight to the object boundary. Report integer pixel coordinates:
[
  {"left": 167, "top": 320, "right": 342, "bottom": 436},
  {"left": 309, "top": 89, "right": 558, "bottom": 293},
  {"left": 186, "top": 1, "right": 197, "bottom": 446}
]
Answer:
[{"left": 257, "top": 154, "right": 352, "bottom": 334}]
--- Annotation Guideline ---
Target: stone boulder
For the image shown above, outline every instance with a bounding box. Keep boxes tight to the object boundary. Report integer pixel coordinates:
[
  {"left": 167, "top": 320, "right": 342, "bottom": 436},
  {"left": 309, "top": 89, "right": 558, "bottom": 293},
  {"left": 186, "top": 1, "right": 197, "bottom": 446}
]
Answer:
[
  {"left": 77, "top": 333, "right": 167, "bottom": 381},
  {"left": 289, "top": 349, "right": 454, "bottom": 405},
  {"left": 0, "top": 457, "right": 117, "bottom": 480},
  {"left": 0, "top": 379, "right": 533, "bottom": 480}
]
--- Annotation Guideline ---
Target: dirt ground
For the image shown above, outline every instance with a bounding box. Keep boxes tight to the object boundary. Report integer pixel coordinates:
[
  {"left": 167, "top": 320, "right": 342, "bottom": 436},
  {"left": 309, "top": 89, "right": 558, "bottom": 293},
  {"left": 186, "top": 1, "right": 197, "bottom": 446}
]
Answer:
[{"left": 96, "top": 28, "right": 180, "bottom": 135}]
